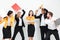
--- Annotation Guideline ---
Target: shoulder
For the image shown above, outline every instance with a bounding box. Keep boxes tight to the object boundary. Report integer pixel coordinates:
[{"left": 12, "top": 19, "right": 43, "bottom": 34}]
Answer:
[
  {"left": 45, "top": 18, "right": 48, "bottom": 21},
  {"left": 52, "top": 17, "right": 57, "bottom": 21},
  {"left": 32, "top": 16, "right": 35, "bottom": 19},
  {"left": 3, "top": 16, "right": 8, "bottom": 20},
  {"left": 14, "top": 14, "right": 17, "bottom": 18},
  {"left": 26, "top": 16, "right": 29, "bottom": 18}
]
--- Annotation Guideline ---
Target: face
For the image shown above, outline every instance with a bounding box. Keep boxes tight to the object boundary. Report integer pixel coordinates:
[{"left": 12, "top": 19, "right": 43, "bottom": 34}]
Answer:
[
  {"left": 29, "top": 11, "right": 33, "bottom": 16},
  {"left": 9, "top": 13, "right": 13, "bottom": 17},
  {"left": 41, "top": 9, "right": 45, "bottom": 14},
  {"left": 47, "top": 13, "right": 50, "bottom": 18},
  {"left": 17, "top": 12, "right": 21, "bottom": 18}
]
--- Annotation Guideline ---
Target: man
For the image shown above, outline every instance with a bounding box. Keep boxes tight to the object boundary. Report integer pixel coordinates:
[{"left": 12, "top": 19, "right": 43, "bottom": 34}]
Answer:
[
  {"left": 45, "top": 11, "right": 59, "bottom": 40},
  {"left": 12, "top": 9, "right": 25, "bottom": 40},
  {"left": 35, "top": 8, "right": 48, "bottom": 40}
]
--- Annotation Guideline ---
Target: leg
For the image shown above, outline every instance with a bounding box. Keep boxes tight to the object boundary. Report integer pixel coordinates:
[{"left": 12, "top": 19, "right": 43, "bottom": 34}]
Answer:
[
  {"left": 28, "top": 25, "right": 35, "bottom": 40},
  {"left": 53, "top": 30, "right": 59, "bottom": 40},
  {"left": 19, "top": 28, "right": 25, "bottom": 40},
  {"left": 2, "top": 28, "right": 6, "bottom": 40},
  {"left": 45, "top": 27, "right": 50, "bottom": 40},
  {"left": 45, "top": 30, "right": 51, "bottom": 40},
  {"left": 12, "top": 27, "right": 18, "bottom": 40},
  {"left": 40, "top": 26, "right": 45, "bottom": 40}
]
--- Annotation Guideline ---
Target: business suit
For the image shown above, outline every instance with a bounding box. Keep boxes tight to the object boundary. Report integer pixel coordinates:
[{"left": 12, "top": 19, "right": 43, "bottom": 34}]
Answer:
[
  {"left": 12, "top": 10, "right": 25, "bottom": 40},
  {"left": 35, "top": 13, "right": 48, "bottom": 40},
  {"left": 26, "top": 16, "right": 35, "bottom": 37},
  {"left": 0, "top": 16, "right": 14, "bottom": 39}
]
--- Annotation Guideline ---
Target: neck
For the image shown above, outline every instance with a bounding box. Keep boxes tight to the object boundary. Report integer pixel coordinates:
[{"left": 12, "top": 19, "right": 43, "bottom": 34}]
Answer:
[
  {"left": 7, "top": 16, "right": 10, "bottom": 18},
  {"left": 17, "top": 16, "right": 19, "bottom": 18},
  {"left": 29, "top": 15, "right": 32, "bottom": 17}
]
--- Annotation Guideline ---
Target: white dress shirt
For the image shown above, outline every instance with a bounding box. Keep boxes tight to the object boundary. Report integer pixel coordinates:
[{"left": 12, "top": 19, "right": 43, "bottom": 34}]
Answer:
[
  {"left": 40, "top": 14, "right": 46, "bottom": 26},
  {"left": 8, "top": 17, "right": 10, "bottom": 26},
  {"left": 19, "top": 18, "right": 22, "bottom": 26},
  {"left": 45, "top": 17, "right": 56, "bottom": 30}
]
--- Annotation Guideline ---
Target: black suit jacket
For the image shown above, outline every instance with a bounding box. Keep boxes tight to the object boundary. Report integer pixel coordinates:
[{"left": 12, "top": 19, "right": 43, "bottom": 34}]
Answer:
[
  {"left": 15, "top": 10, "right": 25, "bottom": 27},
  {"left": 35, "top": 13, "right": 47, "bottom": 25}
]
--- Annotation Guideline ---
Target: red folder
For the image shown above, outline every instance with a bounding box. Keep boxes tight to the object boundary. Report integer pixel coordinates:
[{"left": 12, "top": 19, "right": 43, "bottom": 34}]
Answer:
[{"left": 12, "top": 3, "right": 21, "bottom": 12}]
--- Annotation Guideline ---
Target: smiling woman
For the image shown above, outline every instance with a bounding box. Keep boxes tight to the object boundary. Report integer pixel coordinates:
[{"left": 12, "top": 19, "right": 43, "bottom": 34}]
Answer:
[
  {"left": 26, "top": 10, "right": 35, "bottom": 40},
  {"left": 0, "top": 0, "right": 60, "bottom": 40},
  {"left": 0, "top": 10, "right": 14, "bottom": 40}
]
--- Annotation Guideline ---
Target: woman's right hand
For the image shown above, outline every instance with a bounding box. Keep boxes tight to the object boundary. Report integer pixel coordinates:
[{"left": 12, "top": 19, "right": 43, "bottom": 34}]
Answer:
[{"left": 35, "top": 10, "right": 38, "bottom": 14}]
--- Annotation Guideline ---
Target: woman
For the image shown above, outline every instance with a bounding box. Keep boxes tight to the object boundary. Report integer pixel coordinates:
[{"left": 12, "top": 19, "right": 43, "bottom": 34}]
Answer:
[
  {"left": 12, "top": 10, "right": 25, "bottom": 40},
  {"left": 0, "top": 10, "right": 14, "bottom": 40},
  {"left": 26, "top": 10, "right": 35, "bottom": 40}
]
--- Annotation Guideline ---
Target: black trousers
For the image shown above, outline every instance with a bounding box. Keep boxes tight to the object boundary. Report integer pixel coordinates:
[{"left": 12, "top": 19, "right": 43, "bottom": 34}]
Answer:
[
  {"left": 12, "top": 26, "right": 24, "bottom": 40},
  {"left": 45, "top": 29, "right": 59, "bottom": 40},
  {"left": 40, "top": 26, "right": 48, "bottom": 40}
]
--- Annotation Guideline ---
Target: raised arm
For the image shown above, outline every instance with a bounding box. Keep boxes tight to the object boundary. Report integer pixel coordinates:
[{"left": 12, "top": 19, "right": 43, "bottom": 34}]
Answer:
[
  {"left": 21, "top": 9, "right": 25, "bottom": 18},
  {"left": 34, "top": 4, "right": 43, "bottom": 18},
  {"left": 0, "top": 16, "right": 5, "bottom": 24},
  {"left": 34, "top": 10, "right": 41, "bottom": 18}
]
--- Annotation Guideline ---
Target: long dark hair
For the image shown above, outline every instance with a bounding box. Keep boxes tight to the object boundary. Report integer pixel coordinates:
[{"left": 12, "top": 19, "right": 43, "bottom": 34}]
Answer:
[
  {"left": 42, "top": 8, "right": 48, "bottom": 14},
  {"left": 42, "top": 8, "right": 48, "bottom": 18},
  {"left": 28, "top": 10, "right": 34, "bottom": 16}
]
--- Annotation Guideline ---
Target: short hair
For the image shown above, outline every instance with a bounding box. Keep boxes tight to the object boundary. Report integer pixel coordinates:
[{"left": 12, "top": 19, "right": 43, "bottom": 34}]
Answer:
[
  {"left": 28, "top": 10, "right": 34, "bottom": 16},
  {"left": 7, "top": 10, "right": 13, "bottom": 16},
  {"left": 48, "top": 11, "right": 53, "bottom": 17}
]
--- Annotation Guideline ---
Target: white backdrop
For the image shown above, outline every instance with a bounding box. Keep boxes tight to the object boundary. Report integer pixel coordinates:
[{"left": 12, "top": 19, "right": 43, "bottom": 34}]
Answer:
[{"left": 0, "top": 0, "right": 60, "bottom": 40}]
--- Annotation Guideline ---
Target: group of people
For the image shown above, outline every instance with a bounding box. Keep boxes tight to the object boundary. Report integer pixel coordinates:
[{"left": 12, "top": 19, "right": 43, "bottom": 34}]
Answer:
[{"left": 0, "top": 6, "right": 60, "bottom": 40}]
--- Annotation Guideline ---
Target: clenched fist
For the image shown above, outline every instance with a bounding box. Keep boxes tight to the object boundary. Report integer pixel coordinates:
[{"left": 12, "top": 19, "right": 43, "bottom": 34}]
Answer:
[{"left": 35, "top": 10, "right": 38, "bottom": 14}]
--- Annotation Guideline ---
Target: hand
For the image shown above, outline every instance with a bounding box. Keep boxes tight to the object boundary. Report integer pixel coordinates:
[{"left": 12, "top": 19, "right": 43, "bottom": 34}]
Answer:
[
  {"left": 39, "top": 4, "right": 43, "bottom": 9},
  {"left": 35, "top": 10, "right": 38, "bottom": 14},
  {"left": 0, "top": 16, "right": 2, "bottom": 21}
]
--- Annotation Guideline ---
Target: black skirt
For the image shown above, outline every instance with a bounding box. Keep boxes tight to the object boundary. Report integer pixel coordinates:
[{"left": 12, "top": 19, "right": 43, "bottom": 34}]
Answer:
[
  {"left": 3, "top": 26, "right": 11, "bottom": 39},
  {"left": 28, "top": 24, "right": 35, "bottom": 37}
]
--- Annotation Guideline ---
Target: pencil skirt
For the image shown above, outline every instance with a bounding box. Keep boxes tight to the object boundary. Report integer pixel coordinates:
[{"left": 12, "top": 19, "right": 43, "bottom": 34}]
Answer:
[
  {"left": 3, "top": 26, "right": 11, "bottom": 39},
  {"left": 28, "top": 24, "right": 35, "bottom": 37}
]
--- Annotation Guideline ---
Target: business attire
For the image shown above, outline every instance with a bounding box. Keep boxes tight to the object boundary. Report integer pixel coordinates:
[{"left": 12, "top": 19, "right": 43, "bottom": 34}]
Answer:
[
  {"left": 45, "top": 18, "right": 59, "bottom": 40},
  {"left": 0, "top": 16, "right": 14, "bottom": 39},
  {"left": 12, "top": 10, "right": 25, "bottom": 40},
  {"left": 26, "top": 16, "right": 35, "bottom": 37},
  {"left": 35, "top": 13, "right": 48, "bottom": 40}
]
